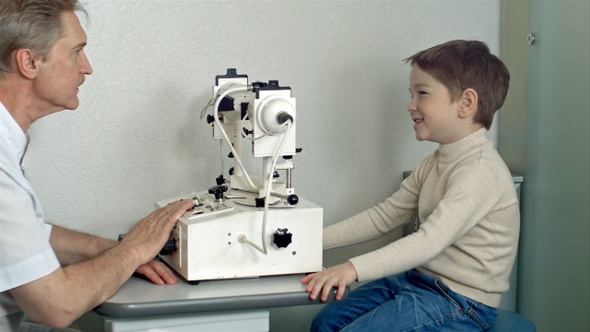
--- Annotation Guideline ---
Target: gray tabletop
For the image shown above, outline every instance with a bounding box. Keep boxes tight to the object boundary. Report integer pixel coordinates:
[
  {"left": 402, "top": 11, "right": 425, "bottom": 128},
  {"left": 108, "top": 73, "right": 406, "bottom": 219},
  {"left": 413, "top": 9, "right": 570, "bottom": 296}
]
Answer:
[{"left": 95, "top": 273, "right": 345, "bottom": 318}]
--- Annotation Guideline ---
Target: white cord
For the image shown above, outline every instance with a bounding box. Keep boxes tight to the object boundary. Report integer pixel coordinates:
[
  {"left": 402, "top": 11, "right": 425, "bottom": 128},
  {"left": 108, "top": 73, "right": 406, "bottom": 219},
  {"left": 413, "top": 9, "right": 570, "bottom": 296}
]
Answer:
[
  {"left": 213, "top": 85, "right": 259, "bottom": 191},
  {"left": 240, "top": 113, "right": 254, "bottom": 140},
  {"left": 219, "top": 140, "right": 224, "bottom": 177},
  {"left": 199, "top": 98, "right": 213, "bottom": 120},
  {"left": 237, "top": 234, "right": 265, "bottom": 253},
  {"left": 201, "top": 82, "right": 247, "bottom": 119},
  {"left": 240, "top": 120, "right": 292, "bottom": 255}
]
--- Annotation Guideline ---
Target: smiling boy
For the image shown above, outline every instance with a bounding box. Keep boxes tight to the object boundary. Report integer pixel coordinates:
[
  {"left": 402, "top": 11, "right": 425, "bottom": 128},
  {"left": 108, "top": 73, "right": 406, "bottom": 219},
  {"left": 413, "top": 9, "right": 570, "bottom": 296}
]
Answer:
[{"left": 302, "top": 40, "right": 518, "bottom": 331}]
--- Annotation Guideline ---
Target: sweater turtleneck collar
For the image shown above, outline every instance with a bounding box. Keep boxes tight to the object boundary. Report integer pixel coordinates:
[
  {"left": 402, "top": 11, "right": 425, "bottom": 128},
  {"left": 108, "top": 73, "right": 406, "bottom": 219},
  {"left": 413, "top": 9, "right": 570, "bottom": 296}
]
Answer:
[{"left": 437, "top": 128, "right": 489, "bottom": 162}]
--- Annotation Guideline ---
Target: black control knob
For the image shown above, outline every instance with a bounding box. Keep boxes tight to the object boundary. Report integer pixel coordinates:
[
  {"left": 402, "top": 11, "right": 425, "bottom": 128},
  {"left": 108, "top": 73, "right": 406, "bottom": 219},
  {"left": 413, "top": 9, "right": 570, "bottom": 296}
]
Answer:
[
  {"left": 286, "top": 194, "right": 299, "bottom": 206},
  {"left": 215, "top": 175, "right": 225, "bottom": 185},
  {"left": 208, "top": 185, "right": 228, "bottom": 200},
  {"left": 159, "top": 238, "right": 177, "bottom": 255},
  {"left": 272, "top": 228, "right": 293, "bottom": 248}
]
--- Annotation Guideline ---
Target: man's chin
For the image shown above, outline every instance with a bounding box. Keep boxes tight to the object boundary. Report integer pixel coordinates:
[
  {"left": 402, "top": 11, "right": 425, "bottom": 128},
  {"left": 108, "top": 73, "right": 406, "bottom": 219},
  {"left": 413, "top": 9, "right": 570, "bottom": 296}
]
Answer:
[{"left": 65, "top": 99, "right": 80, "bottom": 111}]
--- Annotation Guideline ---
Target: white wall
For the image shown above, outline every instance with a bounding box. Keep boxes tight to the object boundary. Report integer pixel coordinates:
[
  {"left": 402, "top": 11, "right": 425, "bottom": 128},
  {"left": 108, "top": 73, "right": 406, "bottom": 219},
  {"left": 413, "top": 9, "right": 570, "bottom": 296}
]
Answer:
[{"left": 23, "top": 1, "right": 502, "bottom": 330}]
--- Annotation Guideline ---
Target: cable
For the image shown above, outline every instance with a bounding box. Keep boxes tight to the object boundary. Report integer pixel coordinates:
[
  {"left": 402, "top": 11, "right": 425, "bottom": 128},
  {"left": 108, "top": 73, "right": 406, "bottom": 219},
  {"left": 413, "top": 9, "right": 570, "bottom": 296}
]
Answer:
[
  {"left": 199, "top": 98, "right": 213, "bottom": 120},
  {"left": 237, "top": 234, "right": 265, "bottom": 253},
  {"left": 240, "top": 120, "right": 293, "bottom": 255},
  {"left": 200, "top": 82, "right": 247, "bottom": 120},
  {"left": 213, "top": 85, "right": 259, "bottom": 192},
  {"left": 219, "top": 140, "right": 224, "bottom": 177}
]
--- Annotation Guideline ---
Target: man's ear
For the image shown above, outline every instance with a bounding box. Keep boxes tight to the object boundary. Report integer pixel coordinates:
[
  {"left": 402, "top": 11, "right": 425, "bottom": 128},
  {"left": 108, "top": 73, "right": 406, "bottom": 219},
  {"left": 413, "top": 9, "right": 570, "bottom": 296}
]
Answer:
[
  {"left": 14, "top": 49, "right": 40, "bottom": 79},
  {"left": 458, "top": 88, "right": 478, "bottom": 119}
]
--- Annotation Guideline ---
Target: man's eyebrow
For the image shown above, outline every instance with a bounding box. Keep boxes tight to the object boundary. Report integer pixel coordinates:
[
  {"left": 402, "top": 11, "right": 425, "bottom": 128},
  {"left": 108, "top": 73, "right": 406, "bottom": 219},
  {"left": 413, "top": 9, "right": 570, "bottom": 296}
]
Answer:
[{"left": 73, "top": 41, "right": 87, "bottom": 49}]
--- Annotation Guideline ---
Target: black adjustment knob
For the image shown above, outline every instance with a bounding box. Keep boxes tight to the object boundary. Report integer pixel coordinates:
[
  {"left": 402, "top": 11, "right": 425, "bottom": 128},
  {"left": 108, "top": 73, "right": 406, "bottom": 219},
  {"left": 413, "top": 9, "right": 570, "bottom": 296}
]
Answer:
[
  {"left": 272, "top": 228, "right": 293, "bottom": 248},
  {"left": 208, "top": 185, "right": 228, "bottom": 200},
  {"left": 159, "top": 238, "right": 177, "bottom": 255},
  {"left": 286, "top": 194, "right": 299, "bottom": 205},
  {"left": 215, "top": 175, "right": 225, "bottom": 185},
  {"left": 206, "top": 114, "right": 215, "bottom": 124}
]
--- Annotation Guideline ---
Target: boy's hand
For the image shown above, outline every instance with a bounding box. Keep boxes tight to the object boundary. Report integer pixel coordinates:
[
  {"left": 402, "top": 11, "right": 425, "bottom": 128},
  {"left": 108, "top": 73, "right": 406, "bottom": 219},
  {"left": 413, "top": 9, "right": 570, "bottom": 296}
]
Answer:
[{"left": 301, "top": 261, "right": 357, "bottom": 302}]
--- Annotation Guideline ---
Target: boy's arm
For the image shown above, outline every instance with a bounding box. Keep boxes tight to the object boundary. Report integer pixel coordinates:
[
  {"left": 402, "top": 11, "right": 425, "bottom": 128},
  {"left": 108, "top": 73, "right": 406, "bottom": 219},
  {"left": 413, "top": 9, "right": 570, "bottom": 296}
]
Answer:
[
  {"left": 323, "top": 162, "right": 425, "bottom": 251},
  {"left": 349, "top": 165, "right": 503, "bottom": 282}
]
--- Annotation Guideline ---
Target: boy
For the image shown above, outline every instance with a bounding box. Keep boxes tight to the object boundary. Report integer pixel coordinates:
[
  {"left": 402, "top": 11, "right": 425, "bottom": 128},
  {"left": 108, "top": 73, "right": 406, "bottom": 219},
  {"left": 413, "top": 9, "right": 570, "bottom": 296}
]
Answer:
[{"left": 301, "top": 40, "right": 518, "bottom": 331}]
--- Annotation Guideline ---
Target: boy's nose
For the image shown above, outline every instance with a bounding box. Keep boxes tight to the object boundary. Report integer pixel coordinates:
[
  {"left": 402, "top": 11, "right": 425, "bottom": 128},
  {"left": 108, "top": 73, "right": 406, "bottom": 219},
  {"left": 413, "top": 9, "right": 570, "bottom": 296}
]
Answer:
[{"left": 407, "top": 100, "right": 415, "bottom": 113}]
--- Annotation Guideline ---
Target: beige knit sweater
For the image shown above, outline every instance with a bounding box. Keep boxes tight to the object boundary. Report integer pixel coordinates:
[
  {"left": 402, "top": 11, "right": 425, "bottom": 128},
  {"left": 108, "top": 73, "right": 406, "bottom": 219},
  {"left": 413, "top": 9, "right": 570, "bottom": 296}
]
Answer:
[{"left": 323, "top": 128, "right": 520, "bottom": 307}]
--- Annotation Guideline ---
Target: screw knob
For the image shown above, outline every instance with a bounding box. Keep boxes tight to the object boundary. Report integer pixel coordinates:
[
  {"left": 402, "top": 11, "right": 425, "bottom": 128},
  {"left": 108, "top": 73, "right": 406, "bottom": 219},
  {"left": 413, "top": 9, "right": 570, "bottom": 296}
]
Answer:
[{"left": 272, "top": 228, "right": 293, "bottom": 248}]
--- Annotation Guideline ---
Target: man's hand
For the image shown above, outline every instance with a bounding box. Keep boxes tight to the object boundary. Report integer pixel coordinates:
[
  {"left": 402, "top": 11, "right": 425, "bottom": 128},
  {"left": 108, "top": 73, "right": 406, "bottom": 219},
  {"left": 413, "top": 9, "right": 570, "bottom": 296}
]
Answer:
[
  {"left": 10, "top": 200, "right": 192, "bottom": 327},
  {"left": 301, "top": 261, "right": 358, "bottom": 302},
  {"left": 135, "top": 259, "right": 178, "bottom": 285},
  {"left": 119, "top": 199, "right": 193, "bottom": 266}
]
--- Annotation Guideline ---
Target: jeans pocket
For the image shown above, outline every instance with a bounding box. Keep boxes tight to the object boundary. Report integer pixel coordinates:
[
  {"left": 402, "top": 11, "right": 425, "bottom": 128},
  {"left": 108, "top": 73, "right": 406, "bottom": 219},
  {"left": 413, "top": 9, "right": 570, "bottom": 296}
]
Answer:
[
  {"left": 433, "top": 279, "right": 462, "bottom": 311},
  {"left": 433, "top": 279, "right": 497, "bottom": 330}
]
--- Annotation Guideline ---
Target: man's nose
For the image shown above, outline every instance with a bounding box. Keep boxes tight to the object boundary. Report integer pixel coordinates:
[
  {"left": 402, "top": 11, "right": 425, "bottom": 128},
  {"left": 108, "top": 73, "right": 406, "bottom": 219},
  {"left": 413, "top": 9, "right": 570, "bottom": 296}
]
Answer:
[{"left": 80, "top": 51, "right": 93, "bottom": 75}]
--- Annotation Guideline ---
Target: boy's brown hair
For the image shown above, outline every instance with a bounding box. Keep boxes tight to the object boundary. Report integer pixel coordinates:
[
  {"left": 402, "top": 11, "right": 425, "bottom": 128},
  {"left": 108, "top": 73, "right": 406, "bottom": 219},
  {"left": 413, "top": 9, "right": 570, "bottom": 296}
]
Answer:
[{"left": 405, "top": 40, "right": 510, "bottom": 130}]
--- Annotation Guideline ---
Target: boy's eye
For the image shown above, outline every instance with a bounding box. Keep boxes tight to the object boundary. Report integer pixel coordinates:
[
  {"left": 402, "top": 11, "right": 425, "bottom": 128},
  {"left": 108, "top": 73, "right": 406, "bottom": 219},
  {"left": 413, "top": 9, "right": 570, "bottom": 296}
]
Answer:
[{"left": 409, "top": 90, "right": 428, "bottom": 98}]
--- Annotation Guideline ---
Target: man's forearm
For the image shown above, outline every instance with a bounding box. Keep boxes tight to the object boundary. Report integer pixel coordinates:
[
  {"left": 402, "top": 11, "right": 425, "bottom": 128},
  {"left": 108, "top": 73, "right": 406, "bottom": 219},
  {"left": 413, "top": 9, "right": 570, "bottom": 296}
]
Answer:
[
  {"left": 49, "top": 225, "right": 117, "bottom": 265},
  {"left": 11, "top": 241, "right": 143, "bottom": 328}
]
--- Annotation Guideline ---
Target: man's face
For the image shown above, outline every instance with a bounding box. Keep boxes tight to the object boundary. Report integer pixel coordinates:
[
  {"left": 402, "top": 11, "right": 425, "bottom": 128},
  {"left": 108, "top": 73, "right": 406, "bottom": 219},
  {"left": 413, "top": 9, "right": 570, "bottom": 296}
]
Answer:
[{"left": 33, "top": 11, "right": 92, "bottom": 114}]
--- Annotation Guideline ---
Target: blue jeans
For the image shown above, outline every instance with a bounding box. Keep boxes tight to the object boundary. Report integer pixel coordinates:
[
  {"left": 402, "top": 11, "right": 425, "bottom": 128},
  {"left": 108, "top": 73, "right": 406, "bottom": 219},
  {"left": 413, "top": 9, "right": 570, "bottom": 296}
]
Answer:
[{"left": 311, "top": 269, "right": 498, "bottom": 332}]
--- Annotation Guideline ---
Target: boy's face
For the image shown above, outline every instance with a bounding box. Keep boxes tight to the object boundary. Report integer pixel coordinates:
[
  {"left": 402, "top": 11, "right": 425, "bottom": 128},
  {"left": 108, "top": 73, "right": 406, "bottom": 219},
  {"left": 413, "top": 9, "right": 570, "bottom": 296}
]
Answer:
[{"left": 407, "top": 66, "right": 463, "bottom": 144}]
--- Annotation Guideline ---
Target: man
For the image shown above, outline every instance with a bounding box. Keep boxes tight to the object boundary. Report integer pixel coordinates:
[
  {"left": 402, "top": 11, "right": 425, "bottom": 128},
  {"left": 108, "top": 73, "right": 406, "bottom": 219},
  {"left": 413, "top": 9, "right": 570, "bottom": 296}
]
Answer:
[{"left": 0, "top": 1, "right": 192, "bottom": 330}]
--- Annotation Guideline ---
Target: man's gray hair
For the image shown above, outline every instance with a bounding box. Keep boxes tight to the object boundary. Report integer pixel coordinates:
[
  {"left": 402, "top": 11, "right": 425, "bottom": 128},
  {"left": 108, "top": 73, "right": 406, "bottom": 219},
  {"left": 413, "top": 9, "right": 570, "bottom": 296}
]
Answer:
[{"left": 0, "top": 0, "right": 85, "bottom": 75}]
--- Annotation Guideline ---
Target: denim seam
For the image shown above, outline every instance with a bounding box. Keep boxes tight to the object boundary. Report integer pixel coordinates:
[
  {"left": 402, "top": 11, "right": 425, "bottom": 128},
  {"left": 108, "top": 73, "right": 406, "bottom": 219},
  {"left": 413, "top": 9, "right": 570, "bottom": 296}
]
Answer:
[
  {"left": 434, "top": 279, "right": 462, "bottom": 311},
  {"left": 405, "top": 308, "right": 465, "bottom": 332},
  {"left": 434, "top": 279, "right": 491, "bottom": 330}
]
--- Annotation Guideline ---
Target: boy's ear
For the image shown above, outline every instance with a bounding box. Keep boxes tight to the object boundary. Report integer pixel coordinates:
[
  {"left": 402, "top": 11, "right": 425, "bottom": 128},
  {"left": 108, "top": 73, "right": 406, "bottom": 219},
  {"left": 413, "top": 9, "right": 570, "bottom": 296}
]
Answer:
[
  {"left": 14, "top": 49, "right": 40, "bottom": 79},
  {"left": 458, "top": 88, "right": 478, "bottom": 119}
]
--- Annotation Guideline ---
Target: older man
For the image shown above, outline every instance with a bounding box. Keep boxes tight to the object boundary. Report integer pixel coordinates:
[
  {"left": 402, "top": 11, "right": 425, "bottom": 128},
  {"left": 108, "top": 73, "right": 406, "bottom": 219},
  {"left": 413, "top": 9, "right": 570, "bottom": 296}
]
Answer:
[{"left": 0, "top": 1, "right": 192, "bottom": 330}]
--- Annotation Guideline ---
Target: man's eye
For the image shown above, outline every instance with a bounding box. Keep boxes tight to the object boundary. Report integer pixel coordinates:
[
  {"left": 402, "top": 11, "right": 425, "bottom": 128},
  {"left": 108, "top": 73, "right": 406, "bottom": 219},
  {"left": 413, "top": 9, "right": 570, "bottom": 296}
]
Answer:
[{"left": 419, "top": 91, "right": 427, "bottom": 95}]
